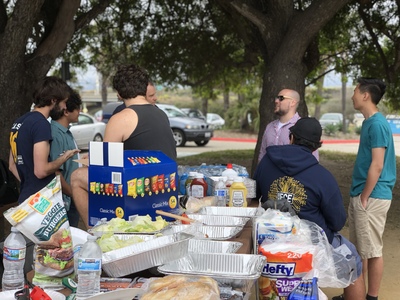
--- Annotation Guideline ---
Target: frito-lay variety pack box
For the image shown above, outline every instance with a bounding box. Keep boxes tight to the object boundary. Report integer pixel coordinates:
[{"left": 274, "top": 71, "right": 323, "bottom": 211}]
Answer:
[{"left": 88, "top": 142, "right": 178, "bottom": 226}]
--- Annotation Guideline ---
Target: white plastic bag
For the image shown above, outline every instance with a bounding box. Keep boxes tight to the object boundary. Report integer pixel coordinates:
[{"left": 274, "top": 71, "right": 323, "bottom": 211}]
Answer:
[{"left": 256, "top": 209, "right": 355, "bottom": 289}]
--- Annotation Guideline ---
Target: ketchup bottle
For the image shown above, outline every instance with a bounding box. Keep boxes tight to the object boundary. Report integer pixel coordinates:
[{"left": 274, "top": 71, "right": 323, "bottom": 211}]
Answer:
[{"left": 190, "top": 173, "right": 208, "bottom": 198}]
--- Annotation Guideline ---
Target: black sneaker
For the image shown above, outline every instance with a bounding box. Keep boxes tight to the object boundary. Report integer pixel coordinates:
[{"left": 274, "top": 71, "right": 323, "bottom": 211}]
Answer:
[{"left": 332, "top": 295, "right": 344, "bottom": 300}]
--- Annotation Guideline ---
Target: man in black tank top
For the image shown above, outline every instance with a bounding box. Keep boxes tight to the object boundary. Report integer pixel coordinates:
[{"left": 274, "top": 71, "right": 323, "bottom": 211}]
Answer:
[{"left": 71, "top": 64, "right": 176, "bottom": 228}]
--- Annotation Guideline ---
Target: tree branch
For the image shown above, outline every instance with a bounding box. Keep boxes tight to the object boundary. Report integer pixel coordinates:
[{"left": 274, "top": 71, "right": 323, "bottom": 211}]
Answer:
[
  {"left": 0, "top": 1, "right": 7, "bottom": 34},
  {"left": 229, "top": 0, "right": 269, "bottom": 34},
  {"left": 358, "top": 5, "right": 390, "bottom": 78},
  {"left": 74, "top": 0, "right": 114, "bottom": 31}
]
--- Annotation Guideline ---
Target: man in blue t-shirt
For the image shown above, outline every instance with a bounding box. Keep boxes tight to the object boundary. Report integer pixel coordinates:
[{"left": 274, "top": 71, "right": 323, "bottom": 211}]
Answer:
[
  {"left": 348, "top": 78, "right": 396, "bottom": 300},
  {"left": 49, "top": 89, "right": 82, "bottom": 227},
  {"left": 9, "top": 77, "right": 80, "bottom": 203}
]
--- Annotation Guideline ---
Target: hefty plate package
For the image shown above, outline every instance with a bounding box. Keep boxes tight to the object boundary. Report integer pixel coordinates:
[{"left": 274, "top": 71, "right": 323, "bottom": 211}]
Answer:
[
  {"left": 258, "top": 242, "right": 315, "bottom": 299},
  {"left": 3, "top": 176, "right": 74, "bottom": 288},
  {"left": 254, "top": 209, "right": 314, "bottom": 299}
]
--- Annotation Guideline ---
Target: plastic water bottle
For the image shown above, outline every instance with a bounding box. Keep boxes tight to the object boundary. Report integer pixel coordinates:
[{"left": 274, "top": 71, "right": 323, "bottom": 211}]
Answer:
[
  {"left": 2, "top": 227, "right": 26, "bottom": 291},
  {"left": 76, "top": 235, "right": 102, "bottom": 299},
  {"left": 215, "top": 178, "right": 227, "bottom": 206},
  {"left": 221, "top": 163, "right": 238, "bottom": 178}
]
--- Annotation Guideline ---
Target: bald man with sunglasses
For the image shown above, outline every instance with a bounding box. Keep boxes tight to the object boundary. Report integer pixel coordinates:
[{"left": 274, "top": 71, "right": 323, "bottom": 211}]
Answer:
[{"left": 258, "top": 89, "right": 319, "bottom": 162}]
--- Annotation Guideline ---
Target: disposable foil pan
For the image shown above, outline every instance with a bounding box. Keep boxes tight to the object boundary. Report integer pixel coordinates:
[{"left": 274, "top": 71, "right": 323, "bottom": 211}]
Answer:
[
  {"left": 88, "top": 223, "right": 171, "bottom": 237},
  {"left": 197, "top": 206, "right": 263, "bottom": 217},
  {"left": 188, "top": 239, "right": 243, "bottom": 253},
  {"left": 186, "top": 214, "right": 250, "bottom": 226},
  {"left": 102, "top": 232, "right": 192, "bottom": 277},
  {"left": 168, "top": 224, "right": 244, "bottom": 240},
  {"left": 158, "top": 253, "right": 266, "bottom": 293}
]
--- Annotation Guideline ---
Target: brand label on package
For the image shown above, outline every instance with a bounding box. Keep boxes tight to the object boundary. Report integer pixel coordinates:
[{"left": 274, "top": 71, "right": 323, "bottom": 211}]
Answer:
[{"left": 78, "top": 258, "right": 102, "bottom": 272}]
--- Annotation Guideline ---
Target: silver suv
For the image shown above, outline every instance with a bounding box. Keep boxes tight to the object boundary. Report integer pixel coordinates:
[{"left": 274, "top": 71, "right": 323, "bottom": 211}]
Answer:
[
  {"left": 158, "top": 104, "right": 213, "bottom": 147},
  {"left": 100, "top": 102, "right": 213, "bottom": 147}
]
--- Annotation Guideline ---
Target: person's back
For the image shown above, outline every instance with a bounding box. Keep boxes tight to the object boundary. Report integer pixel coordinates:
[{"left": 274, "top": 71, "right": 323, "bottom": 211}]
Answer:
[
  {"left": 9, "top": 76, "right": 78, "bottom": 203},
  {"left": 255, "top": 143, "right": 345, "bottom": 243},
  {"left": 10, "top": 111, "right": 54, "bottom": 201},
  {"left": 71, "top": 64, "right": 176, "bottom": 228},
  {"left": 122, "top": 104, "right": 176, "bottom": 160},
  {"left": 254, "top": 117, "right": 365, "bottom": 299}
]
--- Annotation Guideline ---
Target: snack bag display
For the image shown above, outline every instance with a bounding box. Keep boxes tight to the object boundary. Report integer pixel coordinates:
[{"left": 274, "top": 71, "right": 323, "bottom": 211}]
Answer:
[
  {"left": 88, "top": 146, "right": 179, "bottom": 225},
  {"left": 3, "top": 176, "right": 74, "bottom": 288}
]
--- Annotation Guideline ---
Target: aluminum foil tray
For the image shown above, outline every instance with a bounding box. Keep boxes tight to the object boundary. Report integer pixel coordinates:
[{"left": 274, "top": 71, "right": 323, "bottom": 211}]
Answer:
[
  {"left": 113, "top": 234, "right": 157, "bottom": 242},
  {"left": 158, "top": 253, "right": 266, "bottom": 293},
  {"left": 188, "top": 239, "right": 243, "bottom": 253},
  {"left": 102, "top": 232, "right": 193, "bottom": 277},
  {"left": 197, "top": 206, "right": 262, "bottom": 217},
  {"left": 167, "top": 224, "right": 243, "bottom": 240},
  {"left": 88, "top": 223, "right": 171, "bottom": 237},
  {"left": 186, "top": 214, "right": 250, "bottom": 226}
]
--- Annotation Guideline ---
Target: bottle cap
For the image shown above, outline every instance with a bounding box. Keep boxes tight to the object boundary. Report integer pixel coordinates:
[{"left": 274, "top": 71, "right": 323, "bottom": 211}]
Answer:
[
  {"left": 226, "top": 163, "right": 233, "bottom": 169},
  {"left": 11, "top": 227, "right": 19, "bottom": 233},
  {"left": 87, "top": 235, "right": 98, "bottom": 241}
]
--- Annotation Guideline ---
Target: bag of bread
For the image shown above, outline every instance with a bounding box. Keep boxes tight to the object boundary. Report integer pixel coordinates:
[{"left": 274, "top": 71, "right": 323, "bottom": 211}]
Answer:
[
  {"left": 140, "top": 275, "right": 220, "bottom": 300},
  {"left": 3, "top": 176, "right": 74, "bottom": 288}
]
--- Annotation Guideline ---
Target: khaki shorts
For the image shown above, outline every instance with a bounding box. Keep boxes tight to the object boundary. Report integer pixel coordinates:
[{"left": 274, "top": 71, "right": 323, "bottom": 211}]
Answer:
[{"left": 348, "top": 195, "right": 391, "bottom": 259}]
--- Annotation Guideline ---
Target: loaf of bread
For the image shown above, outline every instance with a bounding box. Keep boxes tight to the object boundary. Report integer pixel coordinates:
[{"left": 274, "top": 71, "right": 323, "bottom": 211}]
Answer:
[{"left": 141, "top": 275, "right": 220, "bottom": 300}]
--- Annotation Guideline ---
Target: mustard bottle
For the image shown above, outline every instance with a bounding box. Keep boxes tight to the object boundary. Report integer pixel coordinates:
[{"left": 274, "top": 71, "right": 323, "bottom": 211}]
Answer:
[{"left": 229, "top": 177, "right": 247, "bottom": 207}]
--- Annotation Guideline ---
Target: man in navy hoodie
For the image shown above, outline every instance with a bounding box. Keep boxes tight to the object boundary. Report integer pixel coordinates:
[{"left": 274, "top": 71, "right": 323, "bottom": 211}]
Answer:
[{"left": 254, "top": 117, "right": 365, "bottom": 300}]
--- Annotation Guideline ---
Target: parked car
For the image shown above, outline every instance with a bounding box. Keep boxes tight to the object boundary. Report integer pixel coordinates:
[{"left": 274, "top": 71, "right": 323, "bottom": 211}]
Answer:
[
  {"left": 158, "top": 104, "right": 213, "bottom": 147},
  {"left": 70, "top": 113, "right": 106, "bottom": 149},
  {"left": 206, "top": 113, "right": 225, "bottom": 129},
  {"left": 94, "top": 109, "right": 103, "bottom": 122},
  {"left": 181, "top": 108, "right": 206, "bottom": 121},
  {"left": 101, "top": 102, "right": 124, "bottom": 123},
  {"left": 352, "top": 113, "right": 364, "bottom": 127},
  {"left": 319, "top": 113, "right": 344, "bottom": 129}
]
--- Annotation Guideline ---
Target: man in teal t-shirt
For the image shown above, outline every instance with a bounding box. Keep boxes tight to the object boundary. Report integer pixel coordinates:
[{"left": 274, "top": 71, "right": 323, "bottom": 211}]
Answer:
[
  {"left": 348, "top": 77, "right": 396, "bottom": 300},
  {"left": 50, "top": 89, "right": 82, "bottom": 227}
]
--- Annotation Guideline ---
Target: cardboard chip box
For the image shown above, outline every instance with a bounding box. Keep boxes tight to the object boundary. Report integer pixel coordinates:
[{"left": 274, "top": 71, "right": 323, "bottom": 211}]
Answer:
[{"left": 88, "top": 142, "right": 178, "bottom": 226}]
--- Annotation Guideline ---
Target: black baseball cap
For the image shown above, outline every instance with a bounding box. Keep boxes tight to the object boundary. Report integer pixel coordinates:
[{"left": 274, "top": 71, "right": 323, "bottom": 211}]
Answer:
[{"left": 289, "top": 117, "right": 322, "bottom": 143}]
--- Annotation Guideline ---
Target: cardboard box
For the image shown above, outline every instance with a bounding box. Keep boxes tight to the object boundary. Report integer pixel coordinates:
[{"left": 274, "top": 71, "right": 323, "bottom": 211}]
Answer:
[{"left": 88, "top": 142, "right": 178, "bottom": 226}]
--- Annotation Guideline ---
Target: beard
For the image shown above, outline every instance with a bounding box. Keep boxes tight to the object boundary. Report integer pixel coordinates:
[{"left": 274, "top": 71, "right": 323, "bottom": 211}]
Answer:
[{"left": 49, "top": 102, "right": 65, "bottom": 120}]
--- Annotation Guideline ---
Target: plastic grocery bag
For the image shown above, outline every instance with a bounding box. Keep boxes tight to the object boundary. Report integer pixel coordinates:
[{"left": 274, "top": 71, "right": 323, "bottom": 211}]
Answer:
[
  {"left": 3, "top": 176, "right": 74, "bottom": 288},
  {"left": 257, "top": 209, "right": 356, "bottom": 289}
]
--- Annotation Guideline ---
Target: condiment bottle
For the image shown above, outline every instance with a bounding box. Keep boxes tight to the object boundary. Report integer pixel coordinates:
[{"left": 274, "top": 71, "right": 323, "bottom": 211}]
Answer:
[
  {"left": 190, "top": 173, "right": 208, "bottom": 198},
  {"left": 221, "top": 163, "right": 238, "bottom": 178},
  {"left": 229, "top": 177, "right": 247, "bottom": 207},
  {"left": 185, "top": 172, "right": 197, "bottom": 196}
]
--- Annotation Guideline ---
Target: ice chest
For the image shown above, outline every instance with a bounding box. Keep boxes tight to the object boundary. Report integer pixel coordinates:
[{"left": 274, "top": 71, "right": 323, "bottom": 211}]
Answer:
[{"left": 88, "top": 142, "right": 178, "bottom": 226}]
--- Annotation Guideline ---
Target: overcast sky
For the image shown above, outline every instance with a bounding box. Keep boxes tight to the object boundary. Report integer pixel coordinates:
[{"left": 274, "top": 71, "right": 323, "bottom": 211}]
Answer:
[{"left": 76, "top": 67, "right": 347, "bottom": 91}]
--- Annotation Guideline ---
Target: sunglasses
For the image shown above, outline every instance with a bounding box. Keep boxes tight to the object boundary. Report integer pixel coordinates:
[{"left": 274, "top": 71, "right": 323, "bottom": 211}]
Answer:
[{"left": 275, "top": 95, "right": 294, "bottom": 101}]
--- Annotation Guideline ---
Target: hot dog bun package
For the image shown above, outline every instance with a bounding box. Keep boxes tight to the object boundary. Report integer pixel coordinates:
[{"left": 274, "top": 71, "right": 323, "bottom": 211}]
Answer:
[
  {"left": 4, "top": 176, "right": 74, "bottom": 288},
  {"left": 140, "top": 275, "right": 220, "bottom": 300},
  {"left": 254, "top": 209, "right": 342, "bottom": 299}
]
